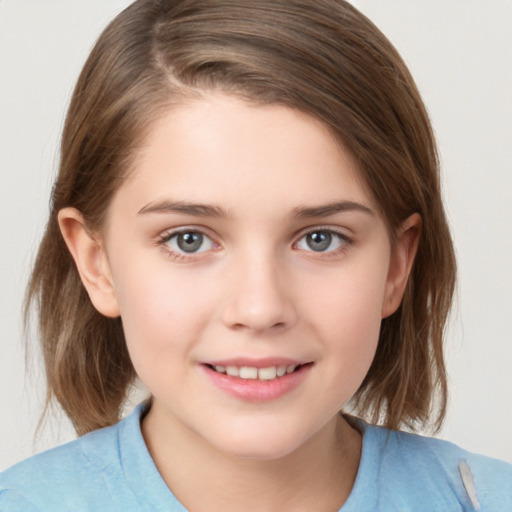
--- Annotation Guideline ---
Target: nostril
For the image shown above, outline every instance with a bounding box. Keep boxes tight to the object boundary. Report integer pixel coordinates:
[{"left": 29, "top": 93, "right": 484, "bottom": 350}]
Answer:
[{"left": 230, "top": 321, "right": 285, "bottom": 331}]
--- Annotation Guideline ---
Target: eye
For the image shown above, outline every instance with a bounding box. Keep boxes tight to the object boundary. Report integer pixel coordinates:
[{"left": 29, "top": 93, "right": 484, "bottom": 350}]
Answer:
[
  {"left": 295, "top": 229, "right": 349, "bottom": 253},
  {"left": 164, "top": 230, "right": 215, "bottom": 254}
]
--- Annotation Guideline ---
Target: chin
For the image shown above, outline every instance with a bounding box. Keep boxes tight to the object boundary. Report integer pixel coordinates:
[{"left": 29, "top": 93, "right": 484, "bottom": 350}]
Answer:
[{"left": 205, "top": 422, "right": 312, "bottom": 461}]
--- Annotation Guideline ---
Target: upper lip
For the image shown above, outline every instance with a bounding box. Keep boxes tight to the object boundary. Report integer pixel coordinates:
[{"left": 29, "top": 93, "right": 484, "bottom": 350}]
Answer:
[{"left": 202, "top": 357, "right": 311, "bottom": 368}]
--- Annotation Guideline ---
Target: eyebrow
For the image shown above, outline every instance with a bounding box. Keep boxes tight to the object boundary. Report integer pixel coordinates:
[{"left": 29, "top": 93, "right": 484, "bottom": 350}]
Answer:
[
  {"left": 137, "top": 199, "right": 374, "bottom": 218},
  {"left": 138, "top": 200, "right": 227, "bottom": 217},
  {"left": 292, "top": 201, "right": 375, "bottom": 218}
]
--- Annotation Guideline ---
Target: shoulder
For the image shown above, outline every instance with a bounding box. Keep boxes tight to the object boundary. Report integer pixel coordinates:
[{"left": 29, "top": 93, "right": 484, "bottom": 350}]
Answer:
[
  {"left": 358, "top": 421, "right": 512, "bottom": 511},
  {"left": 387, "top": 426, "right": 512, "bottom": 485},
  {"left": 0, "top": 489, "right": 41, "bottom": 512},
  {"left": 0, "top": 405, "right": 145, "bottom": 511}
]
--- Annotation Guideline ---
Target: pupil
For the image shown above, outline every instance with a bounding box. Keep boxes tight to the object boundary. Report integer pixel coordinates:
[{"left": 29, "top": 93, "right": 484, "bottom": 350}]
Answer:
[
  {"left": 307, "top": 232, "right": 331, "bottom": 251},
  {"left": 177, "top": 232, "right": 203, "bottom": 252}
]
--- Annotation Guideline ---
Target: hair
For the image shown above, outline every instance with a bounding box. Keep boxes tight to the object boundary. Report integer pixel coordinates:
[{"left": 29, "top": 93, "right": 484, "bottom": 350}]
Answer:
[{"left": 26, "top": 0, "right": 456, "bottom": 436}]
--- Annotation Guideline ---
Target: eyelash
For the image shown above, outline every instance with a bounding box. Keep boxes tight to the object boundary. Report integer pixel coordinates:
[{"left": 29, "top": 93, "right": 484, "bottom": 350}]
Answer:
[{"left": 156, "top": 226, "right": 353, "bottom": 262}]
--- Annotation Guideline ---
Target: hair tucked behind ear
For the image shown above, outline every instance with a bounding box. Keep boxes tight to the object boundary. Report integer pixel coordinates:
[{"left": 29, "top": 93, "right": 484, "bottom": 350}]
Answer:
[{"left": 27, "top": 0, "right": 455, "bottom": 436}]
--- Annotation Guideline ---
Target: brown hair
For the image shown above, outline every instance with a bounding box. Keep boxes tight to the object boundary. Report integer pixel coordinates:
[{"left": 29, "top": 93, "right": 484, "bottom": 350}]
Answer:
[{"left": 26, "top": 0, "right": 456, "bottom": 436}]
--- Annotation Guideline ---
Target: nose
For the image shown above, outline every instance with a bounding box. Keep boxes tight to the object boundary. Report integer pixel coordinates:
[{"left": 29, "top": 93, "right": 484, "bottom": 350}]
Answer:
[{"left": 220, "top": 253, "right": 298, "bottom": 333}]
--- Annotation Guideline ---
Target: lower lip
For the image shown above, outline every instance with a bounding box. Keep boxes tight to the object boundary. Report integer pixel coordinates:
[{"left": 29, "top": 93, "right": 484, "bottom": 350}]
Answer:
[{"left": 202, "top": 364, "right": 312, "bottom": 402}]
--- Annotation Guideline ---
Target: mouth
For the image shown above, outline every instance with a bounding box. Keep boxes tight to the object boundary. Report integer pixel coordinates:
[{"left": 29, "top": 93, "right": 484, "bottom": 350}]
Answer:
[
  {"left": 201, "top": 360, "right": 314, "bottom": 401},
  {"left": 203, "top": 362, "right": 313, "bottom": 382}
]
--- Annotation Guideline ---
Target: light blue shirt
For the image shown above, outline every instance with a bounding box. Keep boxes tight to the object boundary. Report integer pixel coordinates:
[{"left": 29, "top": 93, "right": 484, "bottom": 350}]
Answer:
[{"left": 1, "top": 403, "right": 511, "bottom": 511}]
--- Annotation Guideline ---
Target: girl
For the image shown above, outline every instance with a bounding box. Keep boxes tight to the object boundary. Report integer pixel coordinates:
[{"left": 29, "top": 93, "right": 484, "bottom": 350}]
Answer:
[{"left": 1, "top": 0, "right": 511, "bottom": 510}]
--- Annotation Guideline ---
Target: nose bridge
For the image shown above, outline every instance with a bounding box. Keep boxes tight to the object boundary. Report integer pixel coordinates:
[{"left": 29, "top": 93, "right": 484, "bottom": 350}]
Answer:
[{"left": 221, "top": 243, "right": 296, "bottom": 332}]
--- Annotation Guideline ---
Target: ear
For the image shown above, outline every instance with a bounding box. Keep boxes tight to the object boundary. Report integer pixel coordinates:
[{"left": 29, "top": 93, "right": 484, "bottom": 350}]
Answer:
[
  {"left": 381, "top": 213, "right": 421, "bottom": 318},
  {"left": 58, "top": 207, "right": 120, "bottom": 318}
]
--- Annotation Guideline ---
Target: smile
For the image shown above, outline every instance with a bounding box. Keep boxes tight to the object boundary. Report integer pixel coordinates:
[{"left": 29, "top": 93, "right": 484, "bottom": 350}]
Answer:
[
  {"left": 207, "top": 364, "right": 303, "bottom": 381},
  {"left": 202, "top": 361, "right": 313, "bottom": 401}
]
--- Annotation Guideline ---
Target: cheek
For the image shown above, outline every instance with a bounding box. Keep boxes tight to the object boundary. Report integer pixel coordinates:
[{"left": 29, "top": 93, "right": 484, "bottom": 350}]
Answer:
[
  {"left": 305, "top": 256, "right": 388, "bottom": 330},
  {"left": 110, "top": 255, "right": 218, "bottom": 371},
  {"left": 302, "top": 256, "right": 388, "bottom": 379},
  {"left": 109, "top": 256, "right": 179, "bottom": 353}
]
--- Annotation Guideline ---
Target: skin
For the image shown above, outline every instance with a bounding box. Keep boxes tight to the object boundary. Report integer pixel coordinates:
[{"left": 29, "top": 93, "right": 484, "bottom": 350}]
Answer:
[{"left": 59, "top": 93, "right": 420, "bottom": 511}]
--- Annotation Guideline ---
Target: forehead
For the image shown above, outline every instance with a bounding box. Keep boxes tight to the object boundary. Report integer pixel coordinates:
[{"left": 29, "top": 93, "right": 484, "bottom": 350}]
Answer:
[{"left": 115, "top": 93, "right": 374, "bottom": 217}]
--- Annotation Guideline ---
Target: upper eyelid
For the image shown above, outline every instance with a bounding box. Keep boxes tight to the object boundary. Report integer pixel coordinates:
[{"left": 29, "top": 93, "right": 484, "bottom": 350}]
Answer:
[
  {"left": 294, "top": 225, "right": 353, "bottom": 240},
  {"left": 157, "top": 225, "right": 216, "bottom": 241}
]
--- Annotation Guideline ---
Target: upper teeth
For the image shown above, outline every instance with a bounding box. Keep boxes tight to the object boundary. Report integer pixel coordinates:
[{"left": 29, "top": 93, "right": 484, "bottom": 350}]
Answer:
[{"left": 213, "top": 364, "right": 298, "bottom": 380}]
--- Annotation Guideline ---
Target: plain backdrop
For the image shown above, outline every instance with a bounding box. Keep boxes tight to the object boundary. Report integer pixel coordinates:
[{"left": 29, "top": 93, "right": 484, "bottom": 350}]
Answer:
[{"left": 1, "top": 0, "right": 511, "bottom": 470}]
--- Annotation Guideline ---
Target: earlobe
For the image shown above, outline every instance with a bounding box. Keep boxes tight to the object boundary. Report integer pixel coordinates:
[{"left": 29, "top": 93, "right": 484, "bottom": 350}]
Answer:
[
  {"left": 382, "top": 213, "right": 422, "bottom": 318},
  {"left": 58, "top": 207, "right": 120, "bottom": 318}
]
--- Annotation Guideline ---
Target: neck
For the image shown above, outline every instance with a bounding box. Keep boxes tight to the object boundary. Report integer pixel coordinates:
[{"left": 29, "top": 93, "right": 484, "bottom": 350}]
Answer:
[{"left": 141, "top": 404, "right": 362, "bottom": 512}]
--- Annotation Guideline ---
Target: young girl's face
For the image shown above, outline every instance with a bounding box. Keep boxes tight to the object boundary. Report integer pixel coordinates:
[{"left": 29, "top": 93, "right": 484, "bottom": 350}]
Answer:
[{"left": 85, "top": 93, "right": 415, "bottom": 459}]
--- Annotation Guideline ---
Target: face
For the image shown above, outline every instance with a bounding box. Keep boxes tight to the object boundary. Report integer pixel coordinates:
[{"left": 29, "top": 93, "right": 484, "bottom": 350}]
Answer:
[{"left": 91, "top": 94, "right": 410, "bottom": 459}]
